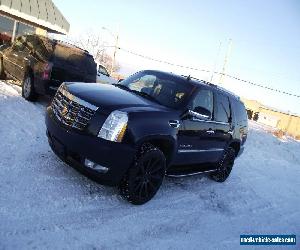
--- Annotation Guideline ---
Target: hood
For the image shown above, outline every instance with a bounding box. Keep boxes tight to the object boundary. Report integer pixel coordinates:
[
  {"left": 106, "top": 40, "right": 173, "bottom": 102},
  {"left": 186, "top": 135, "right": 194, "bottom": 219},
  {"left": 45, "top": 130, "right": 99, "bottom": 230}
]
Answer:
[{"left": 64, "top": 82, "right": 166, "bottom": 112}]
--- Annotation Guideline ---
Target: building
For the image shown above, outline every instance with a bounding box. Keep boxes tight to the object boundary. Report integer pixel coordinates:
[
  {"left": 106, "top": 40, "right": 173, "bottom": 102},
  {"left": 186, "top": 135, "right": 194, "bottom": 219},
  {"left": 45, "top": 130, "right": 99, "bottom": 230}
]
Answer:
[
  {"left": 0, "top": 0, "right": 69, "bottom": 45},
  {"left": 243, "top": 98, "right": 300, "bottom": 139}
]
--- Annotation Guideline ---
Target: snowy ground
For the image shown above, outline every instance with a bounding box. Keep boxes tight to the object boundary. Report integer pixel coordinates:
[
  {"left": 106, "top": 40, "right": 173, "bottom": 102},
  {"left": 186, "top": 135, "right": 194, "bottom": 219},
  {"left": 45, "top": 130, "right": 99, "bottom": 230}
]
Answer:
[{"left": 0, "top": 80, "right": 299, "bottom": 250}]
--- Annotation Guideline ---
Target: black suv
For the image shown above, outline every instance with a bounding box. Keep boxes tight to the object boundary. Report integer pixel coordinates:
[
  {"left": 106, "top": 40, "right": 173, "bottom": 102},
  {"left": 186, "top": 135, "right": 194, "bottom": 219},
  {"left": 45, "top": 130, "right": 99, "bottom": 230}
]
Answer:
[
  {"left": 0, "top": 34, "right": 96, "bottom": 101},
  {"left": 45, "top": 70, "right": 248, "bottom": 205}
]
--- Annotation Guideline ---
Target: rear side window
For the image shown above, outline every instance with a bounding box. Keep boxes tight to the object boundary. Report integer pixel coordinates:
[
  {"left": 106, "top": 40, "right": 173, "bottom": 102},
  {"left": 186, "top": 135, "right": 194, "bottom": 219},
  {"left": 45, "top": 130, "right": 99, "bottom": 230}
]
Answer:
[
  {"left": 231, "top": 98, "right": 247, "bottom": 122},
  {"left": 214, "top": 93, "right": 231, "bottom": 123},
  {"left": 22, "top": 35, "right": 53, "bottom": 59}
]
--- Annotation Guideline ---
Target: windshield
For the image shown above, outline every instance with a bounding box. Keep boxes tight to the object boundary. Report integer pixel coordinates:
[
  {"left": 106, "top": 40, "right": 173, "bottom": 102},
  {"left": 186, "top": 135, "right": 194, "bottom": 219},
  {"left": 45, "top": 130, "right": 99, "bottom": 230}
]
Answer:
[{"left": 118, "top": 71, "right": 194, "bottom": 109}]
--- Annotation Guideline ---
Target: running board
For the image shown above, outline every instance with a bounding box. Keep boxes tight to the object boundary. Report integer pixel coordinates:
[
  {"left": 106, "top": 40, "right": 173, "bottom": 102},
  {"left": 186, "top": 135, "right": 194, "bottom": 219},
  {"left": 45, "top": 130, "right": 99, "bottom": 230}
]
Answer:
[{"left": 166, "top": 169, "right": 216, "bottom": 178}]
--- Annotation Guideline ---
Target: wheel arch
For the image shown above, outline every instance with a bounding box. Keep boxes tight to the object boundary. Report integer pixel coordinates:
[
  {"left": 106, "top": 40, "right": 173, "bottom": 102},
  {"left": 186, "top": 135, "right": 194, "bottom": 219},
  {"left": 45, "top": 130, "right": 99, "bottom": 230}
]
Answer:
[
  {"left": 136, "top": 135, "right": 177, "bottom": 166},
  {"left": 228, "top": 140, "right": 240, "bottom": 157}
]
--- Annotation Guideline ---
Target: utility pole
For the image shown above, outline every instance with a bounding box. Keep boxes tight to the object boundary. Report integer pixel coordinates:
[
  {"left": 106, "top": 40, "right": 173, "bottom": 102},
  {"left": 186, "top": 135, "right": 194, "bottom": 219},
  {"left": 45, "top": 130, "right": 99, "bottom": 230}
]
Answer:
[
  {"left": 102, "top": 26, "right": 120, "bottom": 75},
  {"left": 210, "top": 41, "right": 222, "bottom": 82},
  {"left": 219, "top": 38, "right": 232, "bottom": 85},
  {"left": 111, "top": 31, "right": 119, "bottom": 75}
]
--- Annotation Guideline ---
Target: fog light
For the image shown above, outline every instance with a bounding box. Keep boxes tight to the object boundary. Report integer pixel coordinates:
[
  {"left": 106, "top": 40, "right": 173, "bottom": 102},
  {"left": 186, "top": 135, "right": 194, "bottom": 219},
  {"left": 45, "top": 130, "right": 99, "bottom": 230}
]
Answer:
[
  {"left": 84, "top": 159, "right": 95, "bottom": 168},
  {"left": 84, "top": 159, "right": 109, "bottom": 173}
]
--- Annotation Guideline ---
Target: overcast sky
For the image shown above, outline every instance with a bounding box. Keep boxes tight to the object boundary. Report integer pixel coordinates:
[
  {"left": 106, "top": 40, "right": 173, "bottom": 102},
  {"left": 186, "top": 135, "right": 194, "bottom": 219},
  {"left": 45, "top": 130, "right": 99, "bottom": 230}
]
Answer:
[{"left": 53, "top": 0, "right": 300, "bottom": 115}]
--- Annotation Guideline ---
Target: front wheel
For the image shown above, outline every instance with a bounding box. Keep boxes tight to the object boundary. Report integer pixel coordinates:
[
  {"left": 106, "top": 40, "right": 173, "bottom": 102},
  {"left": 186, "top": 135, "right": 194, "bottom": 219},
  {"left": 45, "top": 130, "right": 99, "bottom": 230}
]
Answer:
[
  {"left": 22, "top": 74, "right": 37, "bottom": 101},
  {"left": 119, "top": 143, "right": 166, "bottom": 205},
  {"left": 210, "top": 147, "right": 235, "bottom": 182}
]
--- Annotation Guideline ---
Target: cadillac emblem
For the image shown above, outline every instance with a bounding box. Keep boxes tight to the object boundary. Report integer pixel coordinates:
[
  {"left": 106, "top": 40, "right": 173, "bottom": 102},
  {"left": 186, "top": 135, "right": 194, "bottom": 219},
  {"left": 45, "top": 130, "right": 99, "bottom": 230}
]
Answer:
[{"left": 61, "top": 106, "right": 69, "bottom": 117}]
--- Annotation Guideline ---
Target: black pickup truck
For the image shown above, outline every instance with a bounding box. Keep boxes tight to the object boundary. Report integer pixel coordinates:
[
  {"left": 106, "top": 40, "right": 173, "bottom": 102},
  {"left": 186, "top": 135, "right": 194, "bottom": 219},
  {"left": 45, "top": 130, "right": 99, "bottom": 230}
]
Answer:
[{"left": 45, "top": 70, "right": 248, "bottom": 205}]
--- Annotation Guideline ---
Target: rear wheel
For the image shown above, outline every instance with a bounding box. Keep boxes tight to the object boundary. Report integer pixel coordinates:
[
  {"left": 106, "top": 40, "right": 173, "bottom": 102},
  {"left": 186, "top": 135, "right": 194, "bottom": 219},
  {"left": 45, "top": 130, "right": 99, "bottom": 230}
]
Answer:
[
  {"left": 119, "top": 143, "right": 166, "bottom": 205},
  {"left": 22, "top": 74, "right": 37, "bottom": 101},
  {"left": 0, "top": 59, "right": 6, "bottom": 80},
  {"left": 210, "top": 147, "right": 235, "bottom": 182}
]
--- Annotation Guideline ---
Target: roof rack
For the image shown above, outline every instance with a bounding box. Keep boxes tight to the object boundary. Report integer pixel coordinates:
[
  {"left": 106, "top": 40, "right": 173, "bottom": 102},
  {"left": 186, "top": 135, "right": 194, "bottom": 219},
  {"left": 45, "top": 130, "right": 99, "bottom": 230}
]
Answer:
[
  {"left": 52, "top": 39, "right": 90, "bottom": 54},
  {"left": 181, "top": 75, "right": 240, "bottom": 99}
]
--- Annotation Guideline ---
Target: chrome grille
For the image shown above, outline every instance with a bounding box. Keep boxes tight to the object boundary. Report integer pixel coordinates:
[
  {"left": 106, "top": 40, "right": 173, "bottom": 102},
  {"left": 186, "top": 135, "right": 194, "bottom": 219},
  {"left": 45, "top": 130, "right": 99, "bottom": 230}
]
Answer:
[{"left": 51, "top": 88, "right": 98, "bottom": 131}]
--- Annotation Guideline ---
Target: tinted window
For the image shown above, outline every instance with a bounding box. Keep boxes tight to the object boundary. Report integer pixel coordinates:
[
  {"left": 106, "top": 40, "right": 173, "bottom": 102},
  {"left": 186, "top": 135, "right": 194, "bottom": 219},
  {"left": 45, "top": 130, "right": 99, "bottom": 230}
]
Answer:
[
  {"left": 191, "top": 89, "right": 214, "bottom": 118},
  {"left": 24, "top": 35, "right": 53, "bottom": 59},
  {"left": 214, "top": 93, "right": 231, "bottom": 123},
  {"left": 12, "top": 38, "right": 26, "bottom": 52},
  {"left": 54, "top": 45, "right": 96, "bottom": 74},
  {"left": 232, "top": 99, "right": 247, "bottom": 122},
  {"left": 98, "top": 65, "right": 109, "bottom": 76},
  {"left": 119, "top": 71, "right": 193, "bottom": 109}
]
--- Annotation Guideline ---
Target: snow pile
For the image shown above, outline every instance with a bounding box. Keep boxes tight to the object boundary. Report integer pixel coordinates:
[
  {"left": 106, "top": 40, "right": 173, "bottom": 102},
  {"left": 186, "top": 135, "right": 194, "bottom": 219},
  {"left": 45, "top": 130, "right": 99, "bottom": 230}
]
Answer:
[{"left": 0, "top": 81, "right": 299, "bottom": 249}]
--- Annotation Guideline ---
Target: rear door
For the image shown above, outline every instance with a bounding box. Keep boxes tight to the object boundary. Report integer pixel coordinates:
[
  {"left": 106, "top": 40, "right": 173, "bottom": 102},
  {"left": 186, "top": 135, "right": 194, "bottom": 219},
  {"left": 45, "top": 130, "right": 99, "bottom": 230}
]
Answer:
[
  {"left": 212, "top": 92, "right": 233, "bottom": 151},
  {"left": 2, "top": 38, "right": 26, "bottom": 79}
]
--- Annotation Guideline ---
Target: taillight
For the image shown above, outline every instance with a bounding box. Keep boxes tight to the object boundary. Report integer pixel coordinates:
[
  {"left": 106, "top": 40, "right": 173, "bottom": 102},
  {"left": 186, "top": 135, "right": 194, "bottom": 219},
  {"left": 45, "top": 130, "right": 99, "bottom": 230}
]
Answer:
[{"left": 42, "top": 63, "right": 53, "bottom": 80}]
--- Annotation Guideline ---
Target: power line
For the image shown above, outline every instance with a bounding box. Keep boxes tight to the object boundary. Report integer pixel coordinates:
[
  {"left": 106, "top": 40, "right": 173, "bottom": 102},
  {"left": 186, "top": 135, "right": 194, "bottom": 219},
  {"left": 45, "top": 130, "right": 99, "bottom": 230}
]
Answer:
[{"left": 117, "top": 47, "right": 300, "bottom": 99}]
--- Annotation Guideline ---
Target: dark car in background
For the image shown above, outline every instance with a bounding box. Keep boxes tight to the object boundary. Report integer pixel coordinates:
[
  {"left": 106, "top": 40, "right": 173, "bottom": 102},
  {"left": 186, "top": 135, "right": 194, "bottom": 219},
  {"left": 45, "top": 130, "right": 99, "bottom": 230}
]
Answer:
[{"left": 0, "top": 34, "right": 96, "bottom": 101}]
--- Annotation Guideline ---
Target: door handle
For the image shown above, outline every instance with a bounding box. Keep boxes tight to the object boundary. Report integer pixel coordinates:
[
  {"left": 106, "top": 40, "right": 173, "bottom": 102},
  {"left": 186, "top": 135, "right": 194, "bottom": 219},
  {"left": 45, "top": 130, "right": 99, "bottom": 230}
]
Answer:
[
  {"left": 228, "top": 130, "right": 234, "bottom": 135},
  {"left": 169, "top": 120, "right": 180, "bottom": 128},
  {"left": 206, "top": 130, "right": 215, "bottom": 134}
]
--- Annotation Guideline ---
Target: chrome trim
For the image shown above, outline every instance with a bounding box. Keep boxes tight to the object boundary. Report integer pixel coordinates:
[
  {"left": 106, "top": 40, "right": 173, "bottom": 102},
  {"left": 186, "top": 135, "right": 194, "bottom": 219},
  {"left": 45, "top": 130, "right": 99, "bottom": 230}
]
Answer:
[
  {"left": 59, "top": 85, "right": 98, "bottom": 111},
  {"left": 169, "top": 120, "right": 180, "bottom": 128},
  {"left": 166, "top": 169, "right": 216, "bottom": 178},
  {"left": 191, "top": 117, "right": 229, "bottom": 125},
  {"left": 189, "top": 110, "right": 210, "bottom": 120},
  {"left": 3, "top": 56, "right": 24, "bottom": 69},
  {"left": 178, "top": 148, "right": 224, "bottom": 153},
  {"left": 206, "top": 130, "right": 215, "bottom": 134}
]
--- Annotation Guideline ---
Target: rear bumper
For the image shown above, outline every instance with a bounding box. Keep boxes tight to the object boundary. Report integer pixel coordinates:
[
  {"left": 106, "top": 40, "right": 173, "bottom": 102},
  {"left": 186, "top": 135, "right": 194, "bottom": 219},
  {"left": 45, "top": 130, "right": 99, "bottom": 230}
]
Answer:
[
  {"left": 45, "top": 107, "right": 136, "bottom": 186},
  {"left": 33, "top": 76, "right": 61, "bottom": 96}
]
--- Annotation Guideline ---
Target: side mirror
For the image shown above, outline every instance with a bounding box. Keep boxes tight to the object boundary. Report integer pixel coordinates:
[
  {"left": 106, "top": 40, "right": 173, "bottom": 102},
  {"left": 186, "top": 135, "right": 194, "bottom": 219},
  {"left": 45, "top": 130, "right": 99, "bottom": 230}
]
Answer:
[
  {"left": 193, "top": 106, "right": 211, "bottom": 118},
  {"left": 98, "top": 70, "right": 110, "bottom": 77}
]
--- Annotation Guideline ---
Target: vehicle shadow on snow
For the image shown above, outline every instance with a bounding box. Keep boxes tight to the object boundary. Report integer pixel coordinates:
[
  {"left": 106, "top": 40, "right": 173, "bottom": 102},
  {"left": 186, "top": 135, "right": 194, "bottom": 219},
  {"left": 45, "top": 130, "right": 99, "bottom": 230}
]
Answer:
[
  {"left": 3, "top": 80, "right": 52, "bottom": 108},
  {"left": 50, "top": 153, "right": 218, "bottom": 207}
]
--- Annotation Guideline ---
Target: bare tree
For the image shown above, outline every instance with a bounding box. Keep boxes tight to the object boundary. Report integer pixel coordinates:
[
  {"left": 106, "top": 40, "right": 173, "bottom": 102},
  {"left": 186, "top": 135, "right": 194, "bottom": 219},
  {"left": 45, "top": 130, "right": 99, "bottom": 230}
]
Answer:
[{"left": 67, "top": 32, "right": 120, "bottom": 73}]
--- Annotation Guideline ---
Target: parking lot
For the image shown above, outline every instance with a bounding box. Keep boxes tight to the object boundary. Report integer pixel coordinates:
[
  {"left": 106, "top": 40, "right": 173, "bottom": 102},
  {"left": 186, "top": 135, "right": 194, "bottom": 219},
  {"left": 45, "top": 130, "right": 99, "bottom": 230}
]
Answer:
[{"left": 0, "top": 80, "right": 299, "bottom": 249}]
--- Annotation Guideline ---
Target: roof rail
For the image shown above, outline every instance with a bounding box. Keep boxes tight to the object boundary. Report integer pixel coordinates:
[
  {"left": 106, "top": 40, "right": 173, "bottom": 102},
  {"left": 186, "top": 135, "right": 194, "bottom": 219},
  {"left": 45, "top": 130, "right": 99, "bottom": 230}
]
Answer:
[
  {"left": 52, "top": 39, "right": 91, "bottom": 54},
  {"left": 181, "top": 74, "right": 240, "bottom": 99}
]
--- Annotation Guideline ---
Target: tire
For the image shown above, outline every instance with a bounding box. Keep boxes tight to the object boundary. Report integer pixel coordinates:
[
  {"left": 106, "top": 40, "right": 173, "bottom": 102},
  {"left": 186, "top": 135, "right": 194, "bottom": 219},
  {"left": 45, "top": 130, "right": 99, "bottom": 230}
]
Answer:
[
  {"left": 0, "top": 59, "right": 6, "bottom": 80},
  {"left": 119, "top": 143, "right": 166, "bottom": 205},
  {"left": 210, "top": 147, "right": 235, "bottom": 182},
  {"left": 22, "top": 74, "right": 37, "bottom": 101}
]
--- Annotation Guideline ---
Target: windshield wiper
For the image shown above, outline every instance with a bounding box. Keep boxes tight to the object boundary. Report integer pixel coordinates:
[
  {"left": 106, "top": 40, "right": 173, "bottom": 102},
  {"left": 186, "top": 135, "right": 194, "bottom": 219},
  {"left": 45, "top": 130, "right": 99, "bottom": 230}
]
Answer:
[
  {"left": 112, "top": 84, "right": 162, "bottom": 105},
  {"left": 131, "top": 90, "right": 162, "bottom": 105},
  {"left": 112, "top": 83, "right": 131, "bottom": 91}
]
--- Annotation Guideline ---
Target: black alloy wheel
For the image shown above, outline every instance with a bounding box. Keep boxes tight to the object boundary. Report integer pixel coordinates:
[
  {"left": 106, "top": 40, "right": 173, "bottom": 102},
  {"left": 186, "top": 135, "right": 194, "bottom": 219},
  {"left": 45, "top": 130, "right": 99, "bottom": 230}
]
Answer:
[
  {"left": 210, "top": 147, "right": 235, "bottom": 182},
  {"left": 119, "top": 143, "right": 166, "bottom": 205}
]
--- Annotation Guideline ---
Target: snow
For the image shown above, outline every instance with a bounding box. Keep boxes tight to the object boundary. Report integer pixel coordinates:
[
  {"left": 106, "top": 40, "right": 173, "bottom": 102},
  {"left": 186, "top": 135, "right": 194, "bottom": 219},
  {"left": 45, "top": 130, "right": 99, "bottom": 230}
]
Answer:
[{"left": 0, "top": 80, "right": 299, "bottom": 249}]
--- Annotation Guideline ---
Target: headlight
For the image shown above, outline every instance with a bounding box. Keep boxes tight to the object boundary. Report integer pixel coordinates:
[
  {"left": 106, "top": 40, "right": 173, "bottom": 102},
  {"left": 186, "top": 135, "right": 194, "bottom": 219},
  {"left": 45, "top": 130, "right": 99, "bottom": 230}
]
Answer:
[{"left": 98, "top": 110, "right": 128, "bottom": 142}]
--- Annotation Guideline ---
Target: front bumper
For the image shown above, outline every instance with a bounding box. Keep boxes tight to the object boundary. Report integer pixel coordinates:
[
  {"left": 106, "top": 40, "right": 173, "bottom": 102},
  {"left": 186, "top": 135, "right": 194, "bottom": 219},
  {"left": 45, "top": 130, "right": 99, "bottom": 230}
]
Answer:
[
  {"left": 237, "top": 145, "right": 245, "bottom": 158},
  {"left": 45, "top": 107, "right": 136, "bottom": 186}
]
